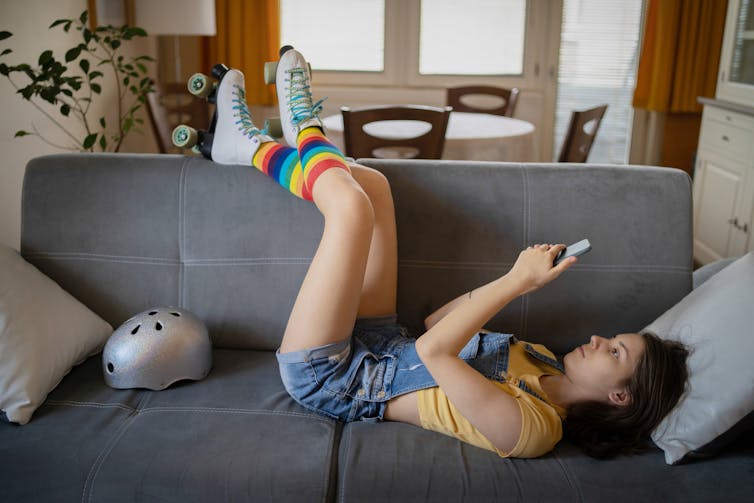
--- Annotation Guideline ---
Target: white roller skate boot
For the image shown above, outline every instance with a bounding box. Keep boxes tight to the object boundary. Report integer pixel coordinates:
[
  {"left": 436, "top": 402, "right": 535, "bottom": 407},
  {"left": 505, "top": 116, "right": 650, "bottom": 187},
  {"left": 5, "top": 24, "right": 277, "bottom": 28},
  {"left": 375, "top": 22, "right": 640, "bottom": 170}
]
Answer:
[
  {"left": 265, "top": 46, "right": 324, "bottom": 147},
  {"left": 210, "top": 68, "right": 274, "bottom": 164}
]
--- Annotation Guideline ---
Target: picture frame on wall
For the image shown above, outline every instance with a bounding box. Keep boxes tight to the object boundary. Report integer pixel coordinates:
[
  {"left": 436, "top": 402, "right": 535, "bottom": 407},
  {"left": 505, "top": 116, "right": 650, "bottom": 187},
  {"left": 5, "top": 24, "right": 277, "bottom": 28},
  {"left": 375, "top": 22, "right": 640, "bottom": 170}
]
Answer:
[{"left": 87, "top": 0, "right": 135, "bottom": 29}]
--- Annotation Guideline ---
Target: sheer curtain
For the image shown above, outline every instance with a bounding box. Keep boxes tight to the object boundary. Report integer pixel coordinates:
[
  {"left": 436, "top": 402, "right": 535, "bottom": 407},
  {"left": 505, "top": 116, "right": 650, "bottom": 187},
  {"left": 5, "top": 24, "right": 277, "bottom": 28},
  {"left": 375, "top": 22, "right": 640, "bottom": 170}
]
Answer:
[{"left": 554, "top": 0, "right": 644, "bottom": 164}]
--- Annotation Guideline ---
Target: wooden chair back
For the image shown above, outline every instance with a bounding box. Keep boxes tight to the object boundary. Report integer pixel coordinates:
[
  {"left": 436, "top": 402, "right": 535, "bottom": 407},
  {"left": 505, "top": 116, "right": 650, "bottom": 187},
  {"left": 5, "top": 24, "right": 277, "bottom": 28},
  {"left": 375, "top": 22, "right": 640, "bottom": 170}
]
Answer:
[
  {"left": 446, "top": 85, "right": 520, "bottom": 117},
  {"left": 146, "top": 82, "right": 210, "bottom": 153},
  {"left": 340, "top": 105, "right": 452, "bottom": 159},
  {"left": 557, "top": 104, "right": 608, "bottom": 163}
]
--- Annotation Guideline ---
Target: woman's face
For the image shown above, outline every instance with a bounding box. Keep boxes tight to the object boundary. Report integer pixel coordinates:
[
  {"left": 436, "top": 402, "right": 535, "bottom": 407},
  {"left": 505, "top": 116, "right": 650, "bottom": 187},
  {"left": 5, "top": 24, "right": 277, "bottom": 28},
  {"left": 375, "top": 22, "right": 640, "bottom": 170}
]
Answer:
[{"left": 562, "top": 333, "right": 646, "bottom": 405}]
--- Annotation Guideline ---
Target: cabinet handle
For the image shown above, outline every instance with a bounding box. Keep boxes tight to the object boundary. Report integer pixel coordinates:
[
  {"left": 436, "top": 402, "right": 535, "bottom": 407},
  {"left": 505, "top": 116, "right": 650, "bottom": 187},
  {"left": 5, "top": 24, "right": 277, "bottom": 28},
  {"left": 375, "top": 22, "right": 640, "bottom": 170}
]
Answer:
[{"left": 728, "top": 218, "right": 749, "bottom": 233}]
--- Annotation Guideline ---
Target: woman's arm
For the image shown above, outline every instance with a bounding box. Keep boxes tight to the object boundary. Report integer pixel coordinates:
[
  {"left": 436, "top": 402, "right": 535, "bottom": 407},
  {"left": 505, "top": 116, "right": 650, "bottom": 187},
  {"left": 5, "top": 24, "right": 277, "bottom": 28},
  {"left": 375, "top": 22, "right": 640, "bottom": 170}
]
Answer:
[
  {"left": 414, "top": 244, "right": 576, "bottom": 452},
  {"left": 424, "top": 290, "right": 472, "bottom": 330}
]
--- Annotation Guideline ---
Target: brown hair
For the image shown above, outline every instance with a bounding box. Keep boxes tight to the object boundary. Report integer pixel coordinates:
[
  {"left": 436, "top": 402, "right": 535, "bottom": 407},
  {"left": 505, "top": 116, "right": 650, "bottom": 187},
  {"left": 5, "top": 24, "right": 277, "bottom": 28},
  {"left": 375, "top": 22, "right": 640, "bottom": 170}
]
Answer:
[{"left": 563, "top": 332, "right": 689, "bottom": 458}]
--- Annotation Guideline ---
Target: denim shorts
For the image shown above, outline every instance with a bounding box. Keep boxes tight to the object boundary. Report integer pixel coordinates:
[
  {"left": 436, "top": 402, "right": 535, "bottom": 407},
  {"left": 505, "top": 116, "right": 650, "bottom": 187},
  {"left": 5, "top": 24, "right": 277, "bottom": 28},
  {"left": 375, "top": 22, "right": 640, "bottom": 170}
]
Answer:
[{"left": 276, "top": 315, "right": 512, "bottom": 423}]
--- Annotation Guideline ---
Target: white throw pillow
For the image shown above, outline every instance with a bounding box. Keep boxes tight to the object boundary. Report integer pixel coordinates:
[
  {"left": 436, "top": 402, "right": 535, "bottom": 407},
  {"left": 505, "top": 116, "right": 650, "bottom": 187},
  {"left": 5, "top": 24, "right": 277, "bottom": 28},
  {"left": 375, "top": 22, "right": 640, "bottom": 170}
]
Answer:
[
  {"left": 646, "top": 252, "right": 754, "bottom": 464},
  {"left": 0, "top": 245, "right": 113, "bottom": 424}
]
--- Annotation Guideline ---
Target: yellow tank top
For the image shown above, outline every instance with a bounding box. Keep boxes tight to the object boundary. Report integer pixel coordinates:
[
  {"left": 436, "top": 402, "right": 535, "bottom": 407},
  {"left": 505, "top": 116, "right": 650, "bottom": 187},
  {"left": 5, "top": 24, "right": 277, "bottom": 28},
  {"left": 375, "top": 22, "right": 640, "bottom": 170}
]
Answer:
[{"left": 417, "top": 341, "right": 567, "bottom": 458}]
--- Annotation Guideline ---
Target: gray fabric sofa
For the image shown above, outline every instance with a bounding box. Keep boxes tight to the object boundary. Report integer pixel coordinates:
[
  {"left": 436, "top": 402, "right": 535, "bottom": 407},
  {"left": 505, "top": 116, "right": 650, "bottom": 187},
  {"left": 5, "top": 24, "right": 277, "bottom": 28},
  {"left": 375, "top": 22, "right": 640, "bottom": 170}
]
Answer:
[{"left": 2, "top": 153, "right": 753, "bottom": 502}]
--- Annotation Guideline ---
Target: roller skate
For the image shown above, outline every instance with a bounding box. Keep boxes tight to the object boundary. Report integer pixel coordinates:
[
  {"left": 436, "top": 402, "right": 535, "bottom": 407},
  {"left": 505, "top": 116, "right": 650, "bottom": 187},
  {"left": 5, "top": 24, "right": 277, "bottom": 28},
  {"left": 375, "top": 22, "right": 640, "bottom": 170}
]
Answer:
[
  {"left": 172, "top": 65, "right": 274, "bottom": 164},
  {"left": 264, "top": 45, "right": 323, "bottom": 147}
]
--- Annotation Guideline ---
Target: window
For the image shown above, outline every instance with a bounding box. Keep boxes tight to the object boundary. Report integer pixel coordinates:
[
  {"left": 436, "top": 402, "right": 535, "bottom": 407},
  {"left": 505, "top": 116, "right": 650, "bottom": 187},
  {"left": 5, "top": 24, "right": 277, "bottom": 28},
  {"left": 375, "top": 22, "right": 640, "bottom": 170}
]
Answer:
[
  {"left": 280, "top": 0, "right": 542, "bottom": 88},
  {"left": 419, "top": 0, "right": 526, "bottom": 76},
  {"left": 553, "top": 0, "right": 644, "bottom": 163},
  {"left": 280, "top": 0, "right": 385, "bottom": 72}
]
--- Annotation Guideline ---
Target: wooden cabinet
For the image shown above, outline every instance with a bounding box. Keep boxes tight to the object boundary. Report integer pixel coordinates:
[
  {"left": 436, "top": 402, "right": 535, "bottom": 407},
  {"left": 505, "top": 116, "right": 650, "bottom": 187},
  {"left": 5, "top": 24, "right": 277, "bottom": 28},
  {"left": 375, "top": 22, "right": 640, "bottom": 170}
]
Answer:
[
  {"left": 717, "top": 0, "right": 754, "bottom": 106},
  {"left": 693, "top": 0, "right": 754, "bottom": 265},
  {"left": 693, "top": 103, "right": 754, "bottom": 264}
]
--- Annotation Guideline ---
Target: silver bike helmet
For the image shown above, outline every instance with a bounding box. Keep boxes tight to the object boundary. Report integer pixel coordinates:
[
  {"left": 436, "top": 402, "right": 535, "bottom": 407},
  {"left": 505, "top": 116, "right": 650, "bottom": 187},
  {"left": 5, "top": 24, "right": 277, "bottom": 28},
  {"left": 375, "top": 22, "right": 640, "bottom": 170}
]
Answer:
[{"left": 103, "top": 307, "right": 212, "bottom": 390}]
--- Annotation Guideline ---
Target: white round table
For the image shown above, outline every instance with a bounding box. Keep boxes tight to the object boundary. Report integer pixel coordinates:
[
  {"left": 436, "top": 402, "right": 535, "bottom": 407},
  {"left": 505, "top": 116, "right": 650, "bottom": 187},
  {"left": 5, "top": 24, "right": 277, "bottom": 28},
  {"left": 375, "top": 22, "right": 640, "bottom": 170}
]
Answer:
[{"left": 322, "top": 111, "right": 536, "bottom": 161}]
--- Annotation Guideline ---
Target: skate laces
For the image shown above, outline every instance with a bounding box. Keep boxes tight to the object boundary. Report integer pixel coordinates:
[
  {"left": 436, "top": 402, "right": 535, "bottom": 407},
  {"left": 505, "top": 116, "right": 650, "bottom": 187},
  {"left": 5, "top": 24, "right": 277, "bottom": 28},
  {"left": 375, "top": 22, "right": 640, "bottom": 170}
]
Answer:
[
  {"left": 285, "top": 67, "right": 324, "bottom": 125},
  {"left": 231, "top": 84, "right": 268, "bottom": 138}
]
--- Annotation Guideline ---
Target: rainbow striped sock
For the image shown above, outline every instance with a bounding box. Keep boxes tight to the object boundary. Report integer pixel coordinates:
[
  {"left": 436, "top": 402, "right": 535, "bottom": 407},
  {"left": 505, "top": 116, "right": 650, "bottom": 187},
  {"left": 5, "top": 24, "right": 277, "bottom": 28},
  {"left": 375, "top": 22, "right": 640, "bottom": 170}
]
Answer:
[
  {"left": 297, "top": 127, "right": 351, "bottom": 197},
  {"left": 252, "top": 142, "right": 308, "bottom": 200}
]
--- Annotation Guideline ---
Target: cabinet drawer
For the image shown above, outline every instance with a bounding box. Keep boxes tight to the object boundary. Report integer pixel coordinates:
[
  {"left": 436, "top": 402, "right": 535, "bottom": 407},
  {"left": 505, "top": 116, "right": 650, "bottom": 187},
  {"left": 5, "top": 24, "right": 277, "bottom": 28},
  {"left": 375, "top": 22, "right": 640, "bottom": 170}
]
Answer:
[
  {"left": 704, "top": 106, "right": 754, "bottom": 131},
  {"left": 699, "top": 117, "right": 752, "bottom": 160}
]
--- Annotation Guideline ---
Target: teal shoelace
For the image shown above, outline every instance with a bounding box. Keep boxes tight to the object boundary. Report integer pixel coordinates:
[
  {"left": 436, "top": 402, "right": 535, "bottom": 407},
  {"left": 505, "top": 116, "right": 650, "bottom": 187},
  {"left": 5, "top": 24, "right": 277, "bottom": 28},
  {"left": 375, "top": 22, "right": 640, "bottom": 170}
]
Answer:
[
  {"left": 285, "top": 67, "right": 325, "bottom": 125},
  {"left": 232, "top": 84, "right": 268, "bottom": 138}
]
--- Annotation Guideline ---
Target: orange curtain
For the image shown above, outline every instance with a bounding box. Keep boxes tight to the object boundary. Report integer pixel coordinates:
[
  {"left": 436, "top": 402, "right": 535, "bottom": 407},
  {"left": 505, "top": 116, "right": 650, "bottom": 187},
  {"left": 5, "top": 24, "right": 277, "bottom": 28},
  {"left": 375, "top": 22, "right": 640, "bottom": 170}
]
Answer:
[
  {"left": 632, "top": 0, "right": 728, "bottom": 174},
  {"left": 633, "top": 0, "right": 727, "bottom": 113},
  {"left": 200, "top": 0, "right": 280, "bottom": 106}
]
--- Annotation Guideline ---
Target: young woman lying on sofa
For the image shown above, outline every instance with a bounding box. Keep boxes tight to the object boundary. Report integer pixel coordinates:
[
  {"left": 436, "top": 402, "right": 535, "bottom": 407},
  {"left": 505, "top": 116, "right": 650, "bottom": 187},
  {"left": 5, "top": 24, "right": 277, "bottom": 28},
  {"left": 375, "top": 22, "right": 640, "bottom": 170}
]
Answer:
[{"left": 189, "top": 46, "right": 689, "bottom": 459}]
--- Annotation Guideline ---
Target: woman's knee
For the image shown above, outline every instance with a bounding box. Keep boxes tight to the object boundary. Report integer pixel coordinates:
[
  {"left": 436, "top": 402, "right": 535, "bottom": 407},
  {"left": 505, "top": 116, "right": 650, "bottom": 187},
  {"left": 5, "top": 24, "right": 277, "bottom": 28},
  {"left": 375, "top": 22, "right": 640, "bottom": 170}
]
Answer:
[
  {"left": 350, "top": 164, "right": 393, "bottom": 207},
  {"left": 318, "top": 171, "right": 375, "bottom": 228}
]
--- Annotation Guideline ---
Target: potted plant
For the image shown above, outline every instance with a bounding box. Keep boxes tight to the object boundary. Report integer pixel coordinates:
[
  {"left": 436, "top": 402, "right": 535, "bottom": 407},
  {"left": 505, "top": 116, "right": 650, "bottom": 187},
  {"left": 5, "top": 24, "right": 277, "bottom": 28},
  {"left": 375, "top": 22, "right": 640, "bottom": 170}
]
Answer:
[{"left": 0, "top": 10, "right": 154, "bottom": 152}]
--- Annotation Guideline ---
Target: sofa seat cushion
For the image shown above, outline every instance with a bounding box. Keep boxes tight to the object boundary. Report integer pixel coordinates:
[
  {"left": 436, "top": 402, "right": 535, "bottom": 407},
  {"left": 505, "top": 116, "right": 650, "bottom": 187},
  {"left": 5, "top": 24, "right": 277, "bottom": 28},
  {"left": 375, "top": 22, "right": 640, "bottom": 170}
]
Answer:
[
  {"left": 0, "top": 350, "right": 338, "bottom": 503},
  {"left": 337, "top": 421, "right": 754, "bottom": 502}
]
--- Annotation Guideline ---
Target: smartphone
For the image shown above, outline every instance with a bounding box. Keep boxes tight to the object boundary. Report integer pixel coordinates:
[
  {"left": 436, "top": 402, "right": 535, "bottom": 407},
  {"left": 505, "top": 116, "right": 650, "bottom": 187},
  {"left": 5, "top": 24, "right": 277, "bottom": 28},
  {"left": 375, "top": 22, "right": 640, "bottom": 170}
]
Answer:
[{"left": 554, "top": 239, "right": 591, "bottom": 265}]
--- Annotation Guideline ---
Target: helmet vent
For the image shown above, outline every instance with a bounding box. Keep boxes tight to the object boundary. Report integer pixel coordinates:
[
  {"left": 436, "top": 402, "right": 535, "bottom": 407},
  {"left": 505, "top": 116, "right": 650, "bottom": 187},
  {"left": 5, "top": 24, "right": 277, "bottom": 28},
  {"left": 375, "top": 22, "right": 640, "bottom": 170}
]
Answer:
[
  {"left": 171, "top": 312, "right": 181, "bottom": 317},
  {"left": 155, "top": 322, "right": 163, "bottom": 331},
  {"left": 131, "top": 325, "right": 140, "bottom": 335},
  {"left": 149, "top": 311, "right": 158, "bottom": 315},
  {"left": 107, "top": 363, "right": 114, "bottom": 373}
]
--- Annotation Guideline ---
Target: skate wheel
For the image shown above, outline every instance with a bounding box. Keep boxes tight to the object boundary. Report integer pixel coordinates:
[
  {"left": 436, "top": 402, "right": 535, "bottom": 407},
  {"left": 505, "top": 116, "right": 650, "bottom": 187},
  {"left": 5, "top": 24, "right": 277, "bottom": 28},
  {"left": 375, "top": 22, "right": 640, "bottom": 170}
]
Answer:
[
  {"left": 266, "top": 118, "right": 283, "bottom": 139},
  {"left": 172, "top": 125, "right": 198, "bottom": 148},
  {"left": 211, "top": 63, "right": 230, "bottom": 80},
  {"left": 187, "top": 73, "right": 212, "bottom": 99},
  {"left": 264, "top": 62, "right": 278, "bottom": 84},
  {"left": 191, "top": 145, "right": 201, "bottom": 155}
]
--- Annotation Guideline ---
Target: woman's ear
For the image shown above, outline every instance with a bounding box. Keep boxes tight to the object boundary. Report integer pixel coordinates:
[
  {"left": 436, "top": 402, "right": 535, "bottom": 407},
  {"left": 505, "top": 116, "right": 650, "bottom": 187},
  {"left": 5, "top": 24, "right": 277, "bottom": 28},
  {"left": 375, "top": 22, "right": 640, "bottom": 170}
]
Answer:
[{"left": 608, "top": 388, "right": 632, "bottom": 407}]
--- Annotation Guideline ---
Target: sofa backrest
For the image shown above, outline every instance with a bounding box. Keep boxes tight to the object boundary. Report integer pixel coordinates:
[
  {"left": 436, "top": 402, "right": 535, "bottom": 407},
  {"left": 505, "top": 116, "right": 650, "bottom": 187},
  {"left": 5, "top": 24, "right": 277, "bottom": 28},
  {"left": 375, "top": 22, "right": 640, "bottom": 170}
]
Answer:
[{"left": 22, "top": 154, "right": 692, "bottom": 354}]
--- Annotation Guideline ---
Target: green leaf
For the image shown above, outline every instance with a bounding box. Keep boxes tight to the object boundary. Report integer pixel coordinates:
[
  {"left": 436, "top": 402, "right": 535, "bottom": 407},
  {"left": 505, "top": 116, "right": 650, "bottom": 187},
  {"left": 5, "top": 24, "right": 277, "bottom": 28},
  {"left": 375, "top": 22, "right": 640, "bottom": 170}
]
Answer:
[
  {"left": 79, "top": 59, "right": 90, "bottom": 74},
  {"left": 83, "top": 28, "right": 92, "bottom": 44},
  {"left": 123, "top": 117, "right": 134, "bottom": 133},
  {"left": 99, "top": 117, "right": 106, "bottom": 128},
  {"left": 49, "top": 19, "right": 67, "bottom": 29},
  {"left": 0, "top": 31, "right": 12, "bottom": 41},
  {"left": 14, "top": 130, "right": 31, "bottom": 137},
  {"left": 88, "top": 71, "right": 103, "bottom": 80},
  {"left": 110, "top": 39, "right": 121, "bottom": 50},
  {"left": 38, "top": 50, "right": 53, "bottom": 66},
  {"left": 65, "top": 46, "right": 82, "bottom": 62},
  {"left": 0, "top": 49, "right": 10, "bottom": 57},
  {"left": 60, "top": 104, "right": 70, "bottom": 116},
  {"left": 130, "top": 27, "right": 147, "bottom": 37},
  {"left": 90, "top": 83, "right": 101, "bottom": 94},
  {"left": 83, "top": 133, "right": 97, "bottom": 149},
  {"left": 64, "top": 21, "right": 73, "bottom": 33},
  {"left": 99, "top": 135, "right": 107, "bottom": 150},
  {"left": 79, "top": 11, "right": 88, "bottom": 25},
  {"left": 0, "top": 63, "right": 8, "bottom": 76}
]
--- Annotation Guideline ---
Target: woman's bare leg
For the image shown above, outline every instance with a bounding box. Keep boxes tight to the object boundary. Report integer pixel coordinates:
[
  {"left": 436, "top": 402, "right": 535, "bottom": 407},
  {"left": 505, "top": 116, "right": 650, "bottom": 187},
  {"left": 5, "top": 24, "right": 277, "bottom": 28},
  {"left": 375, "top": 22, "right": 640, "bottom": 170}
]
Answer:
[
  {"left": 350, "top": 164, "right": 398, "bottom": 318},
  {"left": 279, "top": 168, "right": 375, "bottom": 354}
]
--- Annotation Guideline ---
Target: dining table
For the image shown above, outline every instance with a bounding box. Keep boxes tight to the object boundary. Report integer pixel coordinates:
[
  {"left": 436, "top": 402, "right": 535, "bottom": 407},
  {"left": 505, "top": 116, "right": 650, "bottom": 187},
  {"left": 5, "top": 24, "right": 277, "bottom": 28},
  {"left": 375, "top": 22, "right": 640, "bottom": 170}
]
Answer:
[{"left": 321, "top": 111, "right": 536, "bottom": 162}]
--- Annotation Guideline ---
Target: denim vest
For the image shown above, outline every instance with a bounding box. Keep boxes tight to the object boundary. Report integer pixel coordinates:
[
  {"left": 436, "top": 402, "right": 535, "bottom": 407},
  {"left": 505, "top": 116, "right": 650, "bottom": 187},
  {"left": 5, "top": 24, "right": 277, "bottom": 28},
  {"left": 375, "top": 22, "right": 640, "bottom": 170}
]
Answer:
[{"left": 378, "top": 331, "right": 565, "bottom": 403}]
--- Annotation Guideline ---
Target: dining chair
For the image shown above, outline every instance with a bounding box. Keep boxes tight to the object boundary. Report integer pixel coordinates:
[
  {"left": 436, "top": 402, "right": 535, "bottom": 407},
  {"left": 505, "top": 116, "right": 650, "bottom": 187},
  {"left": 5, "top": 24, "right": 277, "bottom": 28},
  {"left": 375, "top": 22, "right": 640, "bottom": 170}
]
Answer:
[
  {"left": 146, "top": 82, "right": 210, "bottom": 153},
  {"left": 557, "top": 104, "right": 608, "bottom": 163},
  {"left": 446, "top": 85, "right": 520, "bottom": 117},
  {"left": 340, "top": 105, "right": 452, "bottom": 159}
]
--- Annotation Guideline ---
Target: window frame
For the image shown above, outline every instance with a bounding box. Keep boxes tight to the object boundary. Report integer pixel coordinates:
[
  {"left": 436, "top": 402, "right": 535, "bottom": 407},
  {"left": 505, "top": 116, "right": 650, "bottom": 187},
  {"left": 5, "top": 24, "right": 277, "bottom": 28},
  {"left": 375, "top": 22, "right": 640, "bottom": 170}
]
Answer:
[{"left": 308, "top": 0, "right": 550, "bottom": 91}]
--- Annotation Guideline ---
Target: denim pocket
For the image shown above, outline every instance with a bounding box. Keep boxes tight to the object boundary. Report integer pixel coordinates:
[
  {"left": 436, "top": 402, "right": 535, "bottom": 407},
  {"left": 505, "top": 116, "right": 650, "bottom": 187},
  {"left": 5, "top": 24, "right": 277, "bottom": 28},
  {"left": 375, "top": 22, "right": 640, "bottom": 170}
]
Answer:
[{"left": 343, "top": 351, "right": 395, "bottom": 401}]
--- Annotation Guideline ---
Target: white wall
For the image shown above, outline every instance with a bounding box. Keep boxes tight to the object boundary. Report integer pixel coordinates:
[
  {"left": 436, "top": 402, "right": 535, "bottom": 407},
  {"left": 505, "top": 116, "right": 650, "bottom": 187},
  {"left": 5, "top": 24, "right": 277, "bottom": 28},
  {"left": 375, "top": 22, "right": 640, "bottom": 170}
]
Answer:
[{"left": 0, "top": 0, "right": 158, "bottom": 250}]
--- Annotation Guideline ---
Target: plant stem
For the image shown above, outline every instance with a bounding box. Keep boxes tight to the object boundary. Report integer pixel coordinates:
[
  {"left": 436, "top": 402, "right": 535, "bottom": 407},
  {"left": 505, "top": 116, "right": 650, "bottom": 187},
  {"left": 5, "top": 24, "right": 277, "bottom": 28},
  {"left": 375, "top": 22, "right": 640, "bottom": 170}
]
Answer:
[
  {"left": 31, "top": 123, "right": 77, "bottom": 150},
  {"left": 7, "top": 75, "right": 83, "bottom": 147}
]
